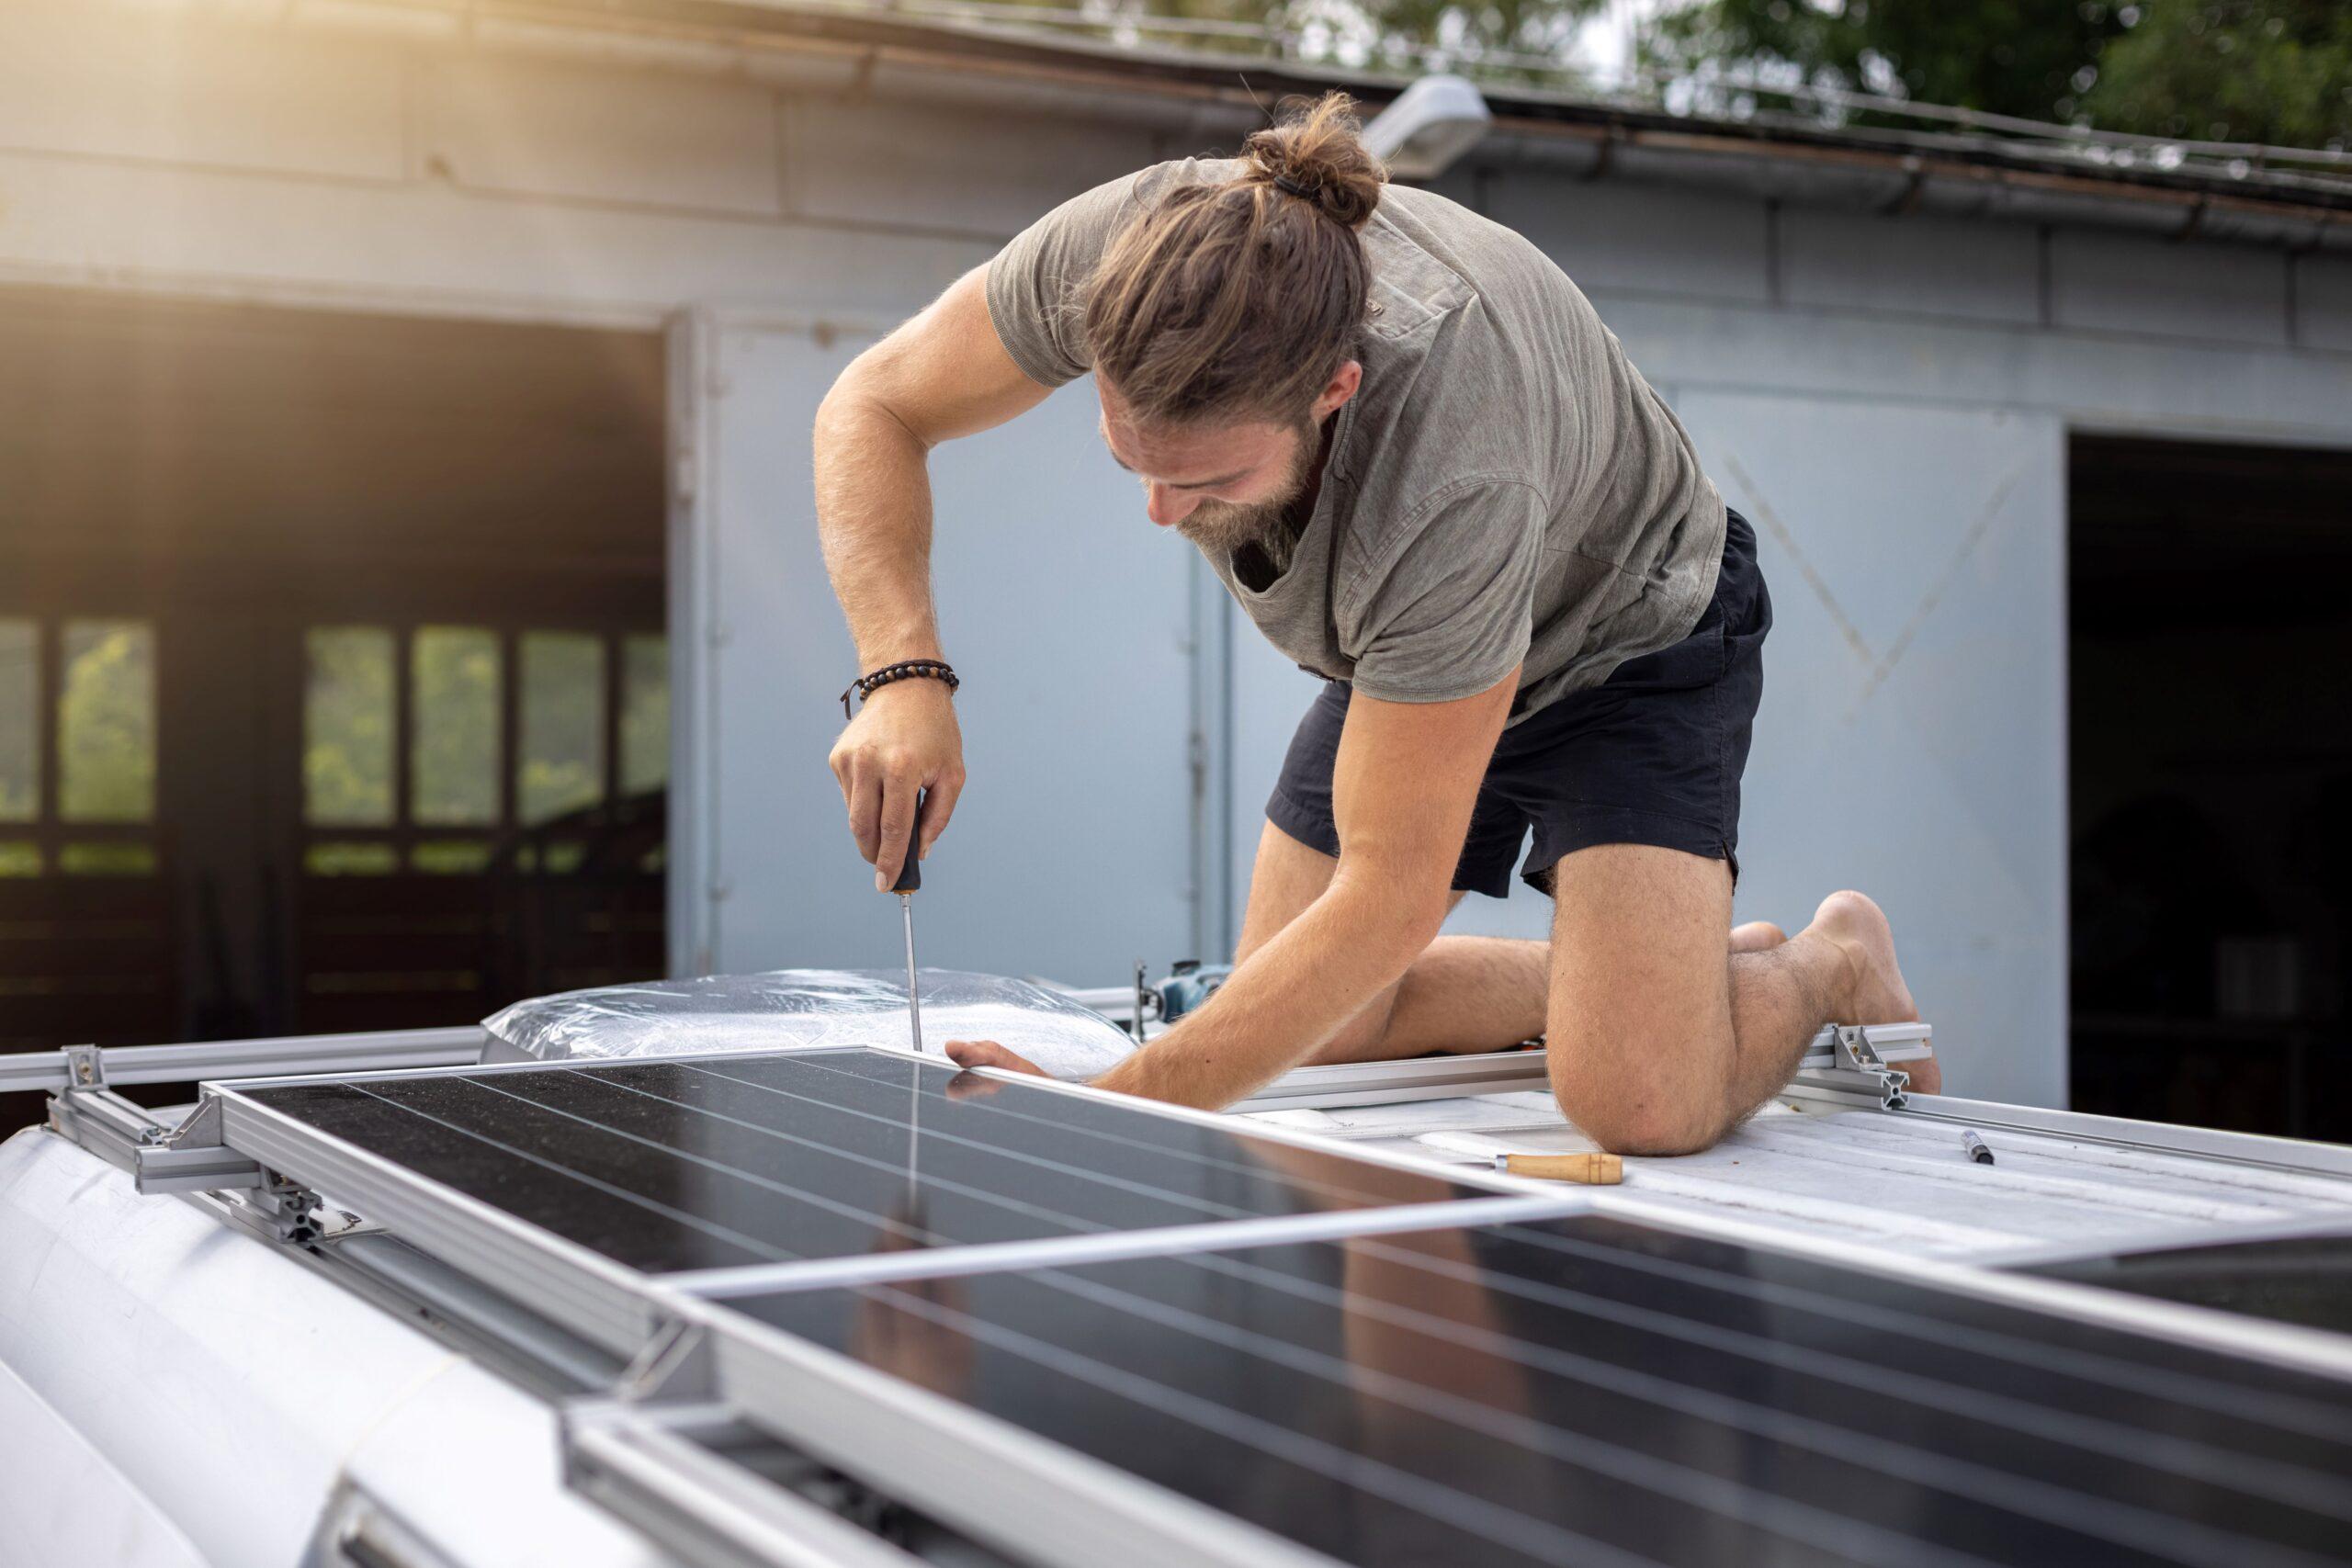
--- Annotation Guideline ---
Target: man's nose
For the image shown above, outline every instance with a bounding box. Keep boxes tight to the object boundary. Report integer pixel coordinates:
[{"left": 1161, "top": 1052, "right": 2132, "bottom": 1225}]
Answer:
[{"left": 1145, "top": 482, "right": 1199, "bottom": 528}]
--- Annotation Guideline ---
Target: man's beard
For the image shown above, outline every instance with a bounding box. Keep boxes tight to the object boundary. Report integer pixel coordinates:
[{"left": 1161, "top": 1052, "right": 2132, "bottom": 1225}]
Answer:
[{"left": 1172, "top": 421, "right": 1318, "bottom": 573}]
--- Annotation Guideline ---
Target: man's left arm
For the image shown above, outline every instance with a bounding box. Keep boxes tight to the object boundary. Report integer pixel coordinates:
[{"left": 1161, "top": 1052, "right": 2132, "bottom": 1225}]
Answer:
[{"left": 950, "top": 668, "right": 1518, "bottom": 1108}]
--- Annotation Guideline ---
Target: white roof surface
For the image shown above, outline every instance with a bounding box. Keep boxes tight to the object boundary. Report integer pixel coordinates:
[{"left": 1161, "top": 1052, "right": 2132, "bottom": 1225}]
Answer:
[{"left": 1242, "top": 1093, "right": 2352, "bottom": 1264}]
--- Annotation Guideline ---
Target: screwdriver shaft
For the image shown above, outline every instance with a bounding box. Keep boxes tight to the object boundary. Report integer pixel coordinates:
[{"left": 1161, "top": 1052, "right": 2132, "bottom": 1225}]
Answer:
[{"left": 899, "top": 891, "right": 923, "bottom": 1055}]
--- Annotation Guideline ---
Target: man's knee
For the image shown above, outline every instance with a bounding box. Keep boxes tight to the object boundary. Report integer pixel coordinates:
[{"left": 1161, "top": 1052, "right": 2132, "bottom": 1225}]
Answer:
[{"left": 1546, "top": 1039, "right": 1730, "bottom": 1156}]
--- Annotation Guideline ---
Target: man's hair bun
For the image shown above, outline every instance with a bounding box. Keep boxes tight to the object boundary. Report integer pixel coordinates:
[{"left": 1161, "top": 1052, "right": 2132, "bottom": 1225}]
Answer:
[
  {"left": 1081, "top": 90, "right": 1384, "bottom": 427},
  {"left": 1243, "top": 93, "right": 1385, "bottom": 231}
]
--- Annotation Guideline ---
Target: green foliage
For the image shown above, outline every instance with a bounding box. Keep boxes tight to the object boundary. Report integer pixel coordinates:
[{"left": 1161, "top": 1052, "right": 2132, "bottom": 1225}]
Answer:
[
  {"left": 0, "top": 621, "right": 34, "bottom": 824},
  {"left": 620, "top": 635, "right": 670, "bottom": 797},
  {"left": 411, "top": 840, "right": 496, "bottom": 874},
  {"left": 2086, "top": 2, "right": 2352, "bottom": 146},
  {"left": 1645, "top": 2, "right": 2122, "bottom": 122},
  {"left": 413, "top": 626, "right": 501, "bottom": 827},
  {"left": 304, "top": 841, "right": 400, "bottom": 876},
  {"left": 58, "top": 622, "right": 155, "bottom": 824},
  {"left": 58, "top": 841, "right": 159, "bottom": 875},
  {"left": 1041, "top": 0, "right": 1611, "bottom": 81},
  {"left": 305, "top": 627, "right": 395, "bottom": 828},
  {"left": 1645, "top": 0, "right": 2350, "bottom": 149},
  {"left": 518, "top": 632, "right": 605, "bottom": 828}
]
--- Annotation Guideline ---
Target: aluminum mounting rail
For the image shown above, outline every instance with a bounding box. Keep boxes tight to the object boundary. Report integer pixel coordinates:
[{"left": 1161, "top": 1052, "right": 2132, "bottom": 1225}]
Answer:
[
  {"left": 564, "top": 1399, "right": 923, "bottom": 1568},
  {"left": 1, "top": 1025, "right": 487, "bottom": 1096},
  {"left": 1234, "top": 1022, "right": 1931, "bottom": 1113}
]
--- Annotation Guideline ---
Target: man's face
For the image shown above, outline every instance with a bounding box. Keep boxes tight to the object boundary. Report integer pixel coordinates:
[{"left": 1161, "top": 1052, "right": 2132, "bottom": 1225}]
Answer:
[{"left": 1096, "top": 387, "right": 1316, "bottom": 558}]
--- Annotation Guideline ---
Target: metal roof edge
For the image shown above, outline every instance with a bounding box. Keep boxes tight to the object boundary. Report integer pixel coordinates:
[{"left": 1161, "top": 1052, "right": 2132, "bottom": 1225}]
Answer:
[
  {"left": 585, "top": 0, "right": 2352, "bottom": 223},
  {"left": 232, "top": 0, "right": 2352, "bottom": 247}
]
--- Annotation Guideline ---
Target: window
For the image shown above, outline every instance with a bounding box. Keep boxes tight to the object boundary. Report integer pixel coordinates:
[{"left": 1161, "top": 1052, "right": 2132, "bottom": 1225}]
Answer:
[
  {"left": 304, "top": 627, "right": 395, "bottom": 828},
  {"left": 412, "top": 626, "right": 501, "bottom": 827},
  {"left": 296, "top": 625, "right": 663, "bottom": 874},
  {"left": 58, "top": 620, "right": 155, "bottom": 823},
  {"left": 519, "top": 632, "right": 605, "bottom": 827},
  {"left": 620, "top": 633, "right": 669, "bottom": 796},
  {"left": 0, "top": 616, "right": 162, "bottom": 876},
  {"left": 0, "top": 619, "right": 35, "bottom": 824}
]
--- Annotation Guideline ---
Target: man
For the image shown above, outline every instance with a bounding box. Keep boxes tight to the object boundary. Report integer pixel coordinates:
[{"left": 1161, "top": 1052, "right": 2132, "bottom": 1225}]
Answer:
[{"left": 813, "top": 94, "right": 1931, "bottom": 1155}]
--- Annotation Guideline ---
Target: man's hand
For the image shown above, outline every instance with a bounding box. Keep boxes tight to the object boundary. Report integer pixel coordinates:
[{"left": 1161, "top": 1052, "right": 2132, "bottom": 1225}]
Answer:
[
  {"left": 944, "top": 1038, "right": 1046, "bottom": 1077},
  {"left": 943, "top": 1038, "right": 1046, "bottom": 1101},
  {"left": 1084, "top": 671, "right": 1520, "bottom": 1111},
  {"left": 830, "top": 681, "right": 966, "bottom": 891}
]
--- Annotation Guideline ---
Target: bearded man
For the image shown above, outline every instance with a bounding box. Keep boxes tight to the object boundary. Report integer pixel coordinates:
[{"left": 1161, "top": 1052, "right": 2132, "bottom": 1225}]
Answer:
[{"left": 812, "top": 94, "right": 1933, "bottom": 1154}]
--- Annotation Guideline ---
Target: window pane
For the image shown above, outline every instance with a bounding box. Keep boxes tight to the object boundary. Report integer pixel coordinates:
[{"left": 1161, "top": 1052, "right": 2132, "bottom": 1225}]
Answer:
[
  {"left": 620, "top": 634, "right": 668, "bottom": 796},
  {"left": 412, "top": 840, "right": 494, "bottom": 874},
  {"left": 0, "top": 841, "right": 40, "bottom": 876},
  {"left": 0, "top": 620, "right": 34, "bottom": 823},
  {"left": 59, "top": 841, "right": 158, "bottom": 875},
  {"left": 518, "top": 632, "right": 605, "bottom": 827},
  {"left": 58, "top": 620, "right": 155, "bottom": 823},
  {"left": 305, "top": 627, "right": 395, "bottom": 827},
  {"left": 304, "top": 841, "right": 400, "bottom": 876},
  {"left": 412, "top": 626, "right": 501, "bottom": 826}
]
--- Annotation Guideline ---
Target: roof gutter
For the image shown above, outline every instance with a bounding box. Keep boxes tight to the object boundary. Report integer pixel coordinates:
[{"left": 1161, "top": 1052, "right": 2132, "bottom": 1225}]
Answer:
[{"left": 251, "top": 0, "right": 2352, "bottom": 249}]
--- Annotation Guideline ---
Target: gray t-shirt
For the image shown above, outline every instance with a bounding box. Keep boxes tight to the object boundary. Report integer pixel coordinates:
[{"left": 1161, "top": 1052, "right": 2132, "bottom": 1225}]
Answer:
[{"left": 985, "top": 159, "right": 1726, "bottom": 721}]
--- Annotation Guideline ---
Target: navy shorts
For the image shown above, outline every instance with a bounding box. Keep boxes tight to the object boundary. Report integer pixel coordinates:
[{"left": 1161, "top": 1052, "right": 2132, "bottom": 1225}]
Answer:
[{"left": 1266, "top": 509, "right": 1771, "bottom": 898}]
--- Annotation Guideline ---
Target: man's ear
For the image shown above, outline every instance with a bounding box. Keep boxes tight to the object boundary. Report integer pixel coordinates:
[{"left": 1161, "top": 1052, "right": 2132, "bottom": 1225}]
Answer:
[{"left": 1313, "top": 359, "right": 1363, "bottom": 421}]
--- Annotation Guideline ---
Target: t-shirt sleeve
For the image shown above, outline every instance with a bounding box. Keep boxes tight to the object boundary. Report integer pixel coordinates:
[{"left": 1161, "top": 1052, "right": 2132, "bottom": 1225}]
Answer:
[
  {"left": 982, "top": 172, "right": 1148, "bottom": 389},
  {"left": 1344, "top": 483, "right": 1546, "bottom": 705}
]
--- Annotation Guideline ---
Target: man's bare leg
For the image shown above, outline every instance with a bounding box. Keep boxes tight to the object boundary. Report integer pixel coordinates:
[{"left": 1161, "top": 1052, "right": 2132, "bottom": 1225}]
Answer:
[
  {"left": 1544, "top": 843, "right": 1924, "bottom": 1154},
  {"left": 1234, "top": 824, "right": 1538, "bottom": 1062},
  {"left": 1234, "top": 823, "right": 1826, "bottom": 1066}
]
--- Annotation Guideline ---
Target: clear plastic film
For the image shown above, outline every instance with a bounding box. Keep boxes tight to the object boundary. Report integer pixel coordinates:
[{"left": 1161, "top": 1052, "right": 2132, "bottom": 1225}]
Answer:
[{"left": 481, "top": 968, "right": 1139, "bottom": 1080}]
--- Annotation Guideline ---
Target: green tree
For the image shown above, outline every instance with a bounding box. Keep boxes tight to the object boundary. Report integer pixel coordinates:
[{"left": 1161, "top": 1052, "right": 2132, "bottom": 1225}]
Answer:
[
  {"left": 1642, "top": 0, "right": 2350, "bottom": 150},
  {"left": 1011, "top": 0, "right": 1610, "bottom": 82},
  {"left": 1645, "top": 0, "right": 2121, "bottom": 124},
  {"left": 2086, "top": 3, "right": 2352, "bottom": 147}
]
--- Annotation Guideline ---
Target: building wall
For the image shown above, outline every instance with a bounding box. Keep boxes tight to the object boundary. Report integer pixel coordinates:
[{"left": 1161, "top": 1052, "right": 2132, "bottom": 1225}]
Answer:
[{"left": 6, "top": 3, "right": 2351, "bottom": 1103}]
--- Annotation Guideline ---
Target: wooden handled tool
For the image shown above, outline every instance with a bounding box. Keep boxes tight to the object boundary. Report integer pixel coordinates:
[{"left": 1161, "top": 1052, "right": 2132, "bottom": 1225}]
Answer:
[{"left": 1496, "top": 1152, "right": 1623, "bottom": 1185}]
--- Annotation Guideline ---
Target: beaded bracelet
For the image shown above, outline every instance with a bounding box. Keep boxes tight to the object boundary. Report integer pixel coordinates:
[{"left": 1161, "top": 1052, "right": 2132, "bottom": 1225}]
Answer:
[{"left": 840, "top": 659, "right": 960, "bottom": 718}]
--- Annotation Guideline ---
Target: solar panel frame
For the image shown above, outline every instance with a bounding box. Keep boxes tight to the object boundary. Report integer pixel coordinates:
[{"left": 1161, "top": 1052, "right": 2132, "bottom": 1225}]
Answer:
[
  {"left": 1584, "top": 1188, "right": 2352, "bottom": 1387},
  {"left": 203, "top": 1045, "right": 1577, "bottom": 1355},
  {"left": 216, "top": 1073, "right": 667, "bottom": 1351},
  {"left": 673, "top": 1281, "right": 1342, "bottom": 1568},
  {"left": 682, "top": 1214, "right": 2352, "bottom": 1568}
]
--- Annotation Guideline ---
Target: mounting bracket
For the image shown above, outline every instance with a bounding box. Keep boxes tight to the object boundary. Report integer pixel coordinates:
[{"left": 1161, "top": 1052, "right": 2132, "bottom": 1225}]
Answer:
[{"left": 1793, "top": 1022, "right": 1928, "bottom": 1110}]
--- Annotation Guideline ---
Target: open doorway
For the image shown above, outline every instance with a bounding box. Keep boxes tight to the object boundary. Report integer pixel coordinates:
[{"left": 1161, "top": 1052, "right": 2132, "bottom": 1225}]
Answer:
[
  {"left": 0, "top": 288, "right": 668, "bottom": 1127},
  {"left": 2070, "top": 434, "right": 2352, "bottom": 1143}
]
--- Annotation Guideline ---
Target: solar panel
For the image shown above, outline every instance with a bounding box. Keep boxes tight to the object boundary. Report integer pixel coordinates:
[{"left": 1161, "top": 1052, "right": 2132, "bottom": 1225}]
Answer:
[
  {"left": 217, "top": 1047, "right": 1561, "bottom": 1348},
  {"left": 707, "top": 1213, "right": 2352, "bottom": 1568}
]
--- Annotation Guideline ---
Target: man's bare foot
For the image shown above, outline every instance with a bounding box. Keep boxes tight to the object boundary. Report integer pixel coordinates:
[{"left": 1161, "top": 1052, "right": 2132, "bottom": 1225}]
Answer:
[
  {"left": 1730, "top": 920, "right": 1788, "bottom": 954},
  {"left": 1806, "top": 890, "right": 1939, "bottom": 1094}
]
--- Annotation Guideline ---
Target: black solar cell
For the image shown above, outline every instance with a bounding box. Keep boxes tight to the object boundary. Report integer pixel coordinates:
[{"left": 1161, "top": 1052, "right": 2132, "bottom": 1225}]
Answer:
[
  {"left": 232, "top": 1048, "right": 1511, "bottom": 1281},
  {"left": 726, "top": 1215, "right": 2352, "bottom": 1568}
]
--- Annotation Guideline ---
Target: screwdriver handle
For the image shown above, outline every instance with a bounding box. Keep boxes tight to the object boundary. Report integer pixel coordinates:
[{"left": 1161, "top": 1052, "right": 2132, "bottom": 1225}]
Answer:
[
  {"left": 890, "top": 791, "right": 925, "bottom": 893},
  {"left": 1498, "top": 1152, "right": 1623, "bottom": 1185}
]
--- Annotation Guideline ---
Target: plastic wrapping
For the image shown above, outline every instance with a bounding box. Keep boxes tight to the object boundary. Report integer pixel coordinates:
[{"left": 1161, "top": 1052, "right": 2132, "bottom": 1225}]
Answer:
[{"left": 481, "top": 968, "right": 1138, "bottom": 1080}]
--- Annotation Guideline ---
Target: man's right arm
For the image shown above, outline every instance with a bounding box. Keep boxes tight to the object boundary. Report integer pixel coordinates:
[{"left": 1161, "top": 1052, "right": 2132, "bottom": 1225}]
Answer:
[{"left": 814, "top": 263, "right": 1052, "bottom": 891}]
